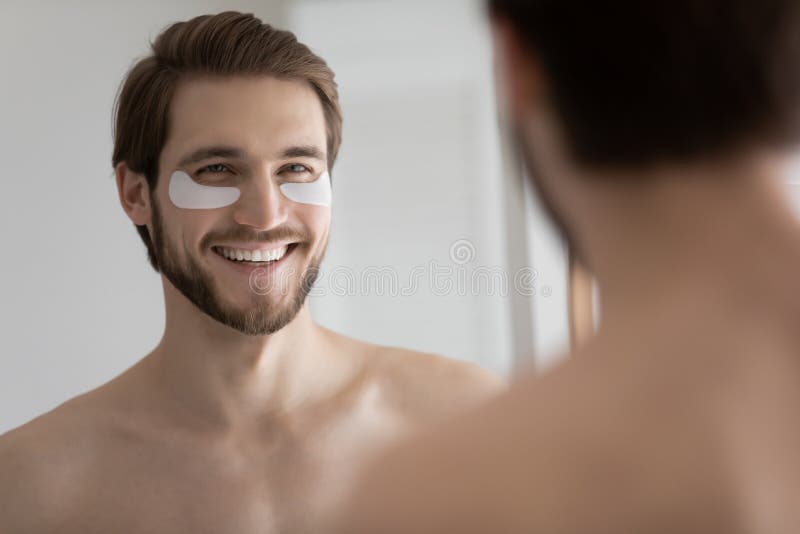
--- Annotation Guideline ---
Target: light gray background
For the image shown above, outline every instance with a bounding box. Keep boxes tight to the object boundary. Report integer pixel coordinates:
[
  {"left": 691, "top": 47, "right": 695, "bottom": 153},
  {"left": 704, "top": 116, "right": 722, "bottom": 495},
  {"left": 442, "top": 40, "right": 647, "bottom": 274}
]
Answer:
[{"left": 0, "top": 0, "right": 571, "bottom": 434}]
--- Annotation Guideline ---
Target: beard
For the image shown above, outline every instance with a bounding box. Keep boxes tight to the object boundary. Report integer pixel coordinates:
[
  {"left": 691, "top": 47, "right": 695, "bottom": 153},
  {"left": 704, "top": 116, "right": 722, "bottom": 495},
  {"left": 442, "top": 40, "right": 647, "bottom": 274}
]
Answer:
[
  {"left": 512, "top": 125, "right": 586, "bottom": 265},
  {"left": 149, "top": 197, "right": 325, "bottom": 336}
]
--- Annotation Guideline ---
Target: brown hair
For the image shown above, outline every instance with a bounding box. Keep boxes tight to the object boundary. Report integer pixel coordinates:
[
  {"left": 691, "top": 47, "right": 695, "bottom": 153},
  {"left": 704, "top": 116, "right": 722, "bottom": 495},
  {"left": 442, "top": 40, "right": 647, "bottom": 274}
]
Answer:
[
  {"left": 489, "top": 0, "right": 800, "bottom": 169},
  {"left": 112, "top": 11, "right": 342, "bottom": 271}
]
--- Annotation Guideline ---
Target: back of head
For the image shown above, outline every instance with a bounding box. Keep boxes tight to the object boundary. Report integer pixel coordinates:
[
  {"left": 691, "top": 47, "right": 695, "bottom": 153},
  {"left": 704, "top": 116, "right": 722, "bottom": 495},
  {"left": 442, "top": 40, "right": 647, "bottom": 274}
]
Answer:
[
  {"left": 489, "top": 0, "right": 800, "bottom": 168},
  {"left": 112, "top": 11, "right": 341, "bottom": 271}
]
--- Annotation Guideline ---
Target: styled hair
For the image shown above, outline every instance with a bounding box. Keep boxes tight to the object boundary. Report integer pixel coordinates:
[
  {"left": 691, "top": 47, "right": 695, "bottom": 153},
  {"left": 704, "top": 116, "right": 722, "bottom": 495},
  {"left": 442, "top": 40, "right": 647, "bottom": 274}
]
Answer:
[
  {"left": 489, "top": 0, "right": 800, "bottom": 168},
  {"left": 112, "top": 11, "right": 342, "bottom": 271}
]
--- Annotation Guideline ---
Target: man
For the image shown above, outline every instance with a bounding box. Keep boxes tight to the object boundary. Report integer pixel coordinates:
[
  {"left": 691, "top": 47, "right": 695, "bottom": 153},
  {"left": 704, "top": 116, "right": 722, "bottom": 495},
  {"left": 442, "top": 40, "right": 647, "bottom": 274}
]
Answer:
[
  {"left": 332, "top": 1, "right": 800, "bottom": 532},
  {"left": 0, "top": 12, "right": 501, "bottom": 533}
]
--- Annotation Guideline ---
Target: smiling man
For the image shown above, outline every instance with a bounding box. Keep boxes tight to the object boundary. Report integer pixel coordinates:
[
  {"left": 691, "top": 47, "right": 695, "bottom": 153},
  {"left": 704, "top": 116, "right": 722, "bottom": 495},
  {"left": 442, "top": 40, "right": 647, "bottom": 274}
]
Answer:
[{"left": 0, "top": 12, "right": 501, "bottom": 533}]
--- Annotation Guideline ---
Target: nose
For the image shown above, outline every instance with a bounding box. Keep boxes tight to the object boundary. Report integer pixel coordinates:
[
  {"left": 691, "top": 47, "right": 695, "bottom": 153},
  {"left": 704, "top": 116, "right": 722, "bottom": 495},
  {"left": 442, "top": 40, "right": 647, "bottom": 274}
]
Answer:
[{"left": 231, "top": 172, "right": 289, "bottom": 230}]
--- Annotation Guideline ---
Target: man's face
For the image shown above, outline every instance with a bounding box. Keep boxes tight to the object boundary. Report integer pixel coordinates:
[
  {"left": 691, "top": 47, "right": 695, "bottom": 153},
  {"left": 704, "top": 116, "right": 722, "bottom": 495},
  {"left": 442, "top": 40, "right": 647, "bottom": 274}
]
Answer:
[{"left": 149, "top": 76, "right": 331, "bottom": 335}]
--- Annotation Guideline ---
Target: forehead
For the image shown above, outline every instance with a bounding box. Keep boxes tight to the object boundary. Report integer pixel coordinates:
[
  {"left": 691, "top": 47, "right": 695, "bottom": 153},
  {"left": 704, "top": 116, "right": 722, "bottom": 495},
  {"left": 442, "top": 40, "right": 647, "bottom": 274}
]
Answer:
[{"left": 162, "top": 75, "right": 327, "bottom": 165}]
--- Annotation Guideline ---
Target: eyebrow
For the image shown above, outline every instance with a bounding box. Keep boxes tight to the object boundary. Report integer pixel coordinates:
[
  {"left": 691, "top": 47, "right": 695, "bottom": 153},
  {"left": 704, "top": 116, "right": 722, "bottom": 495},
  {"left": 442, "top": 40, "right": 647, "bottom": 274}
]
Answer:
[{"left": 279, "top": 145, "right": 326, "bottom": 161}]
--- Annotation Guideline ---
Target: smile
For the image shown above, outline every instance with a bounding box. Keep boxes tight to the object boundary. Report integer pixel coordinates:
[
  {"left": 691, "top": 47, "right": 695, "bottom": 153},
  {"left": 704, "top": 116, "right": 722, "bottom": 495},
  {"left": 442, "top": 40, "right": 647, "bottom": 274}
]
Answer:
[{"left": 211, "top": 244, "right": 293, "bottom": 264}]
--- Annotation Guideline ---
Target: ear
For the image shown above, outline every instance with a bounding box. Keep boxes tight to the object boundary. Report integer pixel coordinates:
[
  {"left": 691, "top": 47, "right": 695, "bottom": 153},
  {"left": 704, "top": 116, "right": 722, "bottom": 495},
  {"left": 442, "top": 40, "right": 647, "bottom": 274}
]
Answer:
[
  {"left": 115, "top": 162, "right": 152, "bottom": 226},
  {"left": 490, "top": 16, "right": 544, "bottom": 120}
]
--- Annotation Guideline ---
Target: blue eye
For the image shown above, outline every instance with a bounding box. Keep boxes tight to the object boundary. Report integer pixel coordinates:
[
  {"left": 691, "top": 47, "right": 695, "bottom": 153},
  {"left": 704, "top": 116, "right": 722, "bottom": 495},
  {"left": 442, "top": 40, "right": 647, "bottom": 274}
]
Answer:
[
  {"left": 285, "top": 164, "right": 310, "bottom": 174},
  {"left": 199, "top": 163, "right": 231, "bottom": 174}
]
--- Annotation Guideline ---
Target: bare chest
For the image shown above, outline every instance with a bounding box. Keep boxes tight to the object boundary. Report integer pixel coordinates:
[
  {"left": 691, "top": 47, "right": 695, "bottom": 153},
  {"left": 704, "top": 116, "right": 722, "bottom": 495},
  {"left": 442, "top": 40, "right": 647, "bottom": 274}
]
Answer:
[{"left": 54, "top": 412, "right": 406, "bottom": 534}]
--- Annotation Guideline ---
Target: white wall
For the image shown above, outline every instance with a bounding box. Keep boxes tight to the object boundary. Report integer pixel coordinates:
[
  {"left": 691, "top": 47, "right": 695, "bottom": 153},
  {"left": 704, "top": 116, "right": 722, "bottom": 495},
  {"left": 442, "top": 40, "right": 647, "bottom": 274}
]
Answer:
[{"left": 289, "top": 0, "right": 518, "bottom": 376}]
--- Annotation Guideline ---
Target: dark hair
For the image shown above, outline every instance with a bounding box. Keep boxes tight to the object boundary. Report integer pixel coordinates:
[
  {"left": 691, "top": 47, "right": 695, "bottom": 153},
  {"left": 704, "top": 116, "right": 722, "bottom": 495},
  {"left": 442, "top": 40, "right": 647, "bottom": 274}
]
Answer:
[
  {"left": 489, "top": 0, "right": 800, "bottom": 167},
  {"left": 112, "top": 11, "right": 342, "bottom": 271}
]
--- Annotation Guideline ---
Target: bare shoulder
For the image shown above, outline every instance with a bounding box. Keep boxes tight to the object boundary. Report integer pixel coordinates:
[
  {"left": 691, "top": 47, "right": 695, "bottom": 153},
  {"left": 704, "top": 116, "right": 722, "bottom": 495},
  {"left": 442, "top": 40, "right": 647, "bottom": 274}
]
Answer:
[
  {"left": 375, "top": 345, "right": 504, "bottom": 393},
  {"left": 367, "top": 343, "right": 506, "bottom": 422},
  {"left": 0, "top": 399, "right": 101, "bottom": 531},
  {"left": 320, "top": 326, "right": 505, "bottom": 422}
]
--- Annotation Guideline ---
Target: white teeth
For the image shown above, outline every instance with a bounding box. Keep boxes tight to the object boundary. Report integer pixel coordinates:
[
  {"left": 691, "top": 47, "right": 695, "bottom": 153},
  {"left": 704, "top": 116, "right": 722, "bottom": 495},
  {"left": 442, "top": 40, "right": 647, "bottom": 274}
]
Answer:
[{"left": 217, "top": 246, "right": 289, "bottom": 263}]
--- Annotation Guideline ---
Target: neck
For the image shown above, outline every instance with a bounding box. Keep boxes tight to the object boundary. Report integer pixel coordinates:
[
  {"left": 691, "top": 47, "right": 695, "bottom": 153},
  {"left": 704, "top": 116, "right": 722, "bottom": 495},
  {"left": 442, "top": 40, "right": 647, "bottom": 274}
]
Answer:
[
  {"left": 141, "top": 290, "right": 353, "bottom": 431},
  {"left": 577, "top": 153, "right": 800, "bottom": 334}
]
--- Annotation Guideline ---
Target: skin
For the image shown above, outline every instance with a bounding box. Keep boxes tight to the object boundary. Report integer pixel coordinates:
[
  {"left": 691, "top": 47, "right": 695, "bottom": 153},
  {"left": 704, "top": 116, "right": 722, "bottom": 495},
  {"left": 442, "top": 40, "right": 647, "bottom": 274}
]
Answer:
[
  {"left": 329, "top": 18, "right": 800, "bottom": 534},
  {"left": 0, "top": 76, "right": 503, "bottom": 533}
]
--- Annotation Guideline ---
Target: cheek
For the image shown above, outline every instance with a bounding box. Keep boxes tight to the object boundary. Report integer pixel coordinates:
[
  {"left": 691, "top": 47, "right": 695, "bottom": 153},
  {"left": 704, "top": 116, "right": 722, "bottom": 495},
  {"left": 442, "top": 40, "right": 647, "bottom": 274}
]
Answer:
[
  {"left": 186, "top": 213, "right": 221, "bottom": 245},
  {"left": 293, "top": 205, "right": 331, "bottom": 237},
  {"left": 158, "top": 202, "right": 220, "bottom": 253}
]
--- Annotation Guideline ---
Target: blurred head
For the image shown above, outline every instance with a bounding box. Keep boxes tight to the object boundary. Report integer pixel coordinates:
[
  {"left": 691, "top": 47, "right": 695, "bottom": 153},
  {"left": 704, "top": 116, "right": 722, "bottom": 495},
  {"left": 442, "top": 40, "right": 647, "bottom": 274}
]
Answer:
[
  {"left": 113, "top": 12, "right": 342, "bottom": 335},
  {"left": 489, "top": 0, "right": 800, "bottom": 254}
]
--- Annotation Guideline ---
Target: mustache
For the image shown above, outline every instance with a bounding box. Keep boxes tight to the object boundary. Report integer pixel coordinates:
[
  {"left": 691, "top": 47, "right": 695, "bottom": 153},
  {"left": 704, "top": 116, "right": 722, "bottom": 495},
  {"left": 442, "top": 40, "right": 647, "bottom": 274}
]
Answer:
[{"left": 200, "top": 224, "right": 312, "bottom": 248}]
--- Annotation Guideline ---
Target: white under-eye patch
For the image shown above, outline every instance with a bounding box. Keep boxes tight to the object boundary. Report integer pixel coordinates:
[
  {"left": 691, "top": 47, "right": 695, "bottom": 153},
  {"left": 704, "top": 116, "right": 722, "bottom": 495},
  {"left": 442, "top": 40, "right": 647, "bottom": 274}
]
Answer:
[
  {"left": 279, "top": 171, "right": 332, "bottom": 207},
  {"left": 169, "top": 170, "right": 240, "bottom": 209},
  {"left": 168, "top": 169, "right": 332, "bottom": 210}
]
